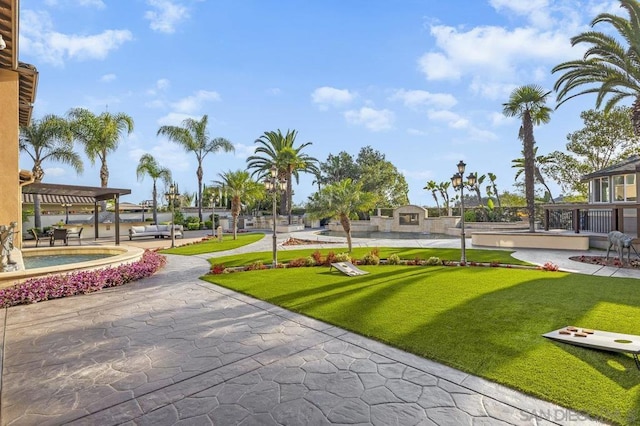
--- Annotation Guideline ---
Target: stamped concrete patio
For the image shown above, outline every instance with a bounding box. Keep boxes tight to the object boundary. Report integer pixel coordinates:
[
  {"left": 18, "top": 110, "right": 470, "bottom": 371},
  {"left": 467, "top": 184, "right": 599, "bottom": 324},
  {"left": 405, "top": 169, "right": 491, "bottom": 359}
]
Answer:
[{"left": 0, "top": 233, "right": 607, "bottom": 425}]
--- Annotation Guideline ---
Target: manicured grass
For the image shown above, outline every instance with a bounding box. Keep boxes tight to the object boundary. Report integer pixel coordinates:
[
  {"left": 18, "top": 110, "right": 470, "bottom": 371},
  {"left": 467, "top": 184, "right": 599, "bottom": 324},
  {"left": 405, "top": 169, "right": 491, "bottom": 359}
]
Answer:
[
  {"left": 207, "top": 247, "right": 531, "bottom": 267},
  {"left": 160, "top": 233, "right": 265, "bottom": 255},
  {"left": 203, "top": 264, "right": 640, "bottom": 425}
]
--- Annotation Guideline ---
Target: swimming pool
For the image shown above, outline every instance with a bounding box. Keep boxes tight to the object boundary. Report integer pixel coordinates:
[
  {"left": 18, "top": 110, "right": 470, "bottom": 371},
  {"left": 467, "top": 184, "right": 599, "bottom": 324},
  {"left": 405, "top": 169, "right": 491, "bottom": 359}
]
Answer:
[{"left": 23, "top": 253, "right": 117, "bottom": 269}]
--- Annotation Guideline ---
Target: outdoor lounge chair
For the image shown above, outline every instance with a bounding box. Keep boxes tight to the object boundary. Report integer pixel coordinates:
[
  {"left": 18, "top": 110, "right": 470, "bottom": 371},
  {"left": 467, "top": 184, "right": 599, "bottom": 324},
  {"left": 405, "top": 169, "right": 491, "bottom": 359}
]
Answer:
[
  {"left": 51, "top": 228, "right": 68, "bottom": 246},
  {"left": 66, "top": 227, "right": 83, "bottom": 245}
]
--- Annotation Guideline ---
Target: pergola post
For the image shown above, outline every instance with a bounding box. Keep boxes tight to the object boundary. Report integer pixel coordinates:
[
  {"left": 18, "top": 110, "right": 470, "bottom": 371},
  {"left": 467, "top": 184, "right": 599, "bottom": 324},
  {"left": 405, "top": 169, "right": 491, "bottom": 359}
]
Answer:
[
  {"left": 114, "top": 195, "right": 120, "bottom": 245},
  {"left": 94, "top": 200, "right": 99, "bottom": 240},
  {"left": 544, "top": 208, "right": 550, "bottom": 231},
  {"left": 573, "top": 208, "right": 580, "bottom": 234}
]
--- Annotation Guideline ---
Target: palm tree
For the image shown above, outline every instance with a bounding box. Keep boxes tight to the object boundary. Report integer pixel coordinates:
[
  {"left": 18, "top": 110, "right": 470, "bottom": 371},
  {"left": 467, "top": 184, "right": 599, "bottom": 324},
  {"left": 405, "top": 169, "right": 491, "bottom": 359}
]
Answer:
[
  {"left": 247, "top": 129, "right": 319, "bottom": 224},
  {"left": 437, "top": 181, "right": 452, "bottom": 215},
  {"left": 486, "top": 173, "right": 501, "bottom": 207},
  {"left": 503, "top": 85, "right": 552, "bottom": 232},
  {"left": 512, "top": 148, "right": 557, "bottom": 203},
  {"left": 68, "top": 108, "right": 133, "bottom": 212},
  {"left": 306, "top": 179, "right": 377, "bottom": 252},
  {"left": 423, "top": 180, "right": 441, "bottom": 214},
  {"left": 20, "top": 114, "right": 84, "bottom": 230},
  {"left": 157, "top": 115, "right": 234, "bottom": 225},
  {"left": 214, "top": 170, "right": 265, "bottom": 239},
  {"left": 136, "top": 154, "right": 172, "bottom": 225},
  {"left": 553, "top": 0, "right": 640, "bottom": 135}
]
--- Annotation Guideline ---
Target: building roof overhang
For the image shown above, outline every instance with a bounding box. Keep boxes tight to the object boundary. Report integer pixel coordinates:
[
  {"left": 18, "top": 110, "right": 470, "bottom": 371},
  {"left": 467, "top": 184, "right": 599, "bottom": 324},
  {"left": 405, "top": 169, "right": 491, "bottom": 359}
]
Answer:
[
  {"left": 580, "top": 155, "right": 640, "bottom": 182},
  {"left": 22, "top": 183, "right": 132, "bottom": 202},
  {"left": 0, "top": 0, "right": 38, "bottom": 125}
]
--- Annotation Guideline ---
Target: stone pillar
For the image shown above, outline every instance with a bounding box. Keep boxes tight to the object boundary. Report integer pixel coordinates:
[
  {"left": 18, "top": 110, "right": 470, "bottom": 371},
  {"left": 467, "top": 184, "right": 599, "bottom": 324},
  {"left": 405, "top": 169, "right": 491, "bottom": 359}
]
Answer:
[{"left": 0, "top": 69, "right": 21, "bottom": 249}]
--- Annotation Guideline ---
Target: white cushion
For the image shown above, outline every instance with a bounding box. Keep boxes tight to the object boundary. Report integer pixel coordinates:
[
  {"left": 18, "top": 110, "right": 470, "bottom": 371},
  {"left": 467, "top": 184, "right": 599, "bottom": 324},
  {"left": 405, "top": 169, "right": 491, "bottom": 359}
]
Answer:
[
  {"left": 144, "top": 225, "right": 159, "bottom": 232},
  {"left": 132, "top": 226, "right": 146, "bottom": 233}
]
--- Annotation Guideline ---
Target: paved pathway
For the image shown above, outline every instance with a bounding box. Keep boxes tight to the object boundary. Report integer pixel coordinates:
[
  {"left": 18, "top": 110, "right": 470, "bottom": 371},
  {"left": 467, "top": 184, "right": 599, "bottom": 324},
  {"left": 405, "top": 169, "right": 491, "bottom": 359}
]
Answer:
[{"left": 0, "top": 230, "right": 615, "bottom": 425}]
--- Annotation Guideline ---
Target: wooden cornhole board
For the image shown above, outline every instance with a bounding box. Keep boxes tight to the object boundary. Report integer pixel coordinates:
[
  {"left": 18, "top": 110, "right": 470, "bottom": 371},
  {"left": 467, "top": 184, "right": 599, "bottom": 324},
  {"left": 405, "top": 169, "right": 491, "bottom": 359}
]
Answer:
[
  {"left": 543, "top": 326, "right": 640, "bottom": 369},
  {"left": 330, "top": 261, "right": 369, "bottom": 277}
]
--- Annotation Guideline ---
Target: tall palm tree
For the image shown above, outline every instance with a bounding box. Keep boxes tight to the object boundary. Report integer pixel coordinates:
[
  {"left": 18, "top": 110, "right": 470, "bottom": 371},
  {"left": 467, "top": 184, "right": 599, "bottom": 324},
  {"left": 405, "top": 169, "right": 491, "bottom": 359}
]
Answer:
[
  {"left": 306, "top": 179, "right": 377, "bottom": 252},
  {"left": 553, "top": 0, "right": 640, "bottom": 135},
  {"left": 136, "top": 154, "right": 172, "bottom": 225},
  {"left": 68, "top": 108, "right": 133, "bottom": 212},
  {"left": 214, "top": 170, "right": 265, "bottom": 240},
  {"left": 512, "top": 147, "right": 557, "bottom": 203},
  {"left": 503, "top": 85, "right": 552, "bottom": 231},
  {"left": 157, "top": 115, "right": 234, "bottom": 225},
  {"left": 423, "top": 180, "right": 441, "bottom": 214},
  {"left": 247, "top": 129, "right": 319, "bottom": 224},
  {"left": 486, "top": 173, "right": 501, "bottom": 207},
  {"left": 20, "top": 114, "right": 84, "bottom": 230}
]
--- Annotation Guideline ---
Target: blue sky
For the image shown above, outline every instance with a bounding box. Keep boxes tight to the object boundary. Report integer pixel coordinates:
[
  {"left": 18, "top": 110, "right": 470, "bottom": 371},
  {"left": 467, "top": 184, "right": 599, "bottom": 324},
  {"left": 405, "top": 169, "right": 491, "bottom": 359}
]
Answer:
[{"left": 18, "top": 0, "right": 621, "bottom": 207}]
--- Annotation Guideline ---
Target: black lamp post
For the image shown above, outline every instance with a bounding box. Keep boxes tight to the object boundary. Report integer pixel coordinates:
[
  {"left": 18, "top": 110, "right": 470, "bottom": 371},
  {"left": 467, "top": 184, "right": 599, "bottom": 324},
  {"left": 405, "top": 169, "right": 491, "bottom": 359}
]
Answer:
[
  {"left": 141, "top": 200, "right": 148, "bottom": 222},
  {"left": 451, "top": 161, "right": 477, "bottom": 265},
  {"left": 61, "top": 203, "right": 72, "bottom": 224},
  {"left": 165, "top": 182, "right": 179, "bottom": 248},
  {"left": 264, "top": 165, "right": 286, "bottom": 268}
]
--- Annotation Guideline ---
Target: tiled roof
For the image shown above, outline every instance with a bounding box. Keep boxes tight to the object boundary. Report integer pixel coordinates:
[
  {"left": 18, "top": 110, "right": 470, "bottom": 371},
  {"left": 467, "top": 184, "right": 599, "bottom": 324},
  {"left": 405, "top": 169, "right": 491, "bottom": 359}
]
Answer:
[{"left": 22, "top": 193, "right": 95, "bottom": 205}]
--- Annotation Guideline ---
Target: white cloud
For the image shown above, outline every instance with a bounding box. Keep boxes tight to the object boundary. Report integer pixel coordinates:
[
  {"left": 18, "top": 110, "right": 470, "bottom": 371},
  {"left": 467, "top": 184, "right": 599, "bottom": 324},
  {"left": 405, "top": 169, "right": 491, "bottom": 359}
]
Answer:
[
  {"left": 233, "top": 143, "right": 256, "bottom": 160},
  {"left": 100, "top": 73, "right": 116, "bottom": 83},
  {"left": 156, "top": 79, "right": 170, "bottom": 90},
  {"left": 390, "top": 89, "right": 457, "bottom": 109},
  {"left": 266, "top": 88, "right": 282, "bottom": 95},
  {"left": 171, "top": 90, "right": 221, "bottom": 113},
  {"left": 145, "top": 99, "right": 166, "bottom": 109},
  {"left": 469, "top": 79, "right": 515, "bottom": 100},
  {"left": 145, "top": 0, "right": 190, "bottom": 34},
  {"left": 428, "top": 110, "right": 469, "bottom": 129},
  {"left": 20, "top": 10, "right": 132, "bottom": 66},
  {"left": 129, "top": 141, "right": 190, "bottom": 172},
  {"left": 400, "top": 169, "right": 434, "bottom": 181},
  {"left": 44, "top": 167, "right": 66, "bottom": 177},
  {"left": 157, "top": 112, "right": 199, "bottom": 126},
  {"left": 311, "top": 87, "right": 356, "bottom": 110},
  {"left": 407, "top": 128, "right": 429, "bottom": 136},
  {"left": 344, "top": 107, "right": 394, "bottom": 131}
]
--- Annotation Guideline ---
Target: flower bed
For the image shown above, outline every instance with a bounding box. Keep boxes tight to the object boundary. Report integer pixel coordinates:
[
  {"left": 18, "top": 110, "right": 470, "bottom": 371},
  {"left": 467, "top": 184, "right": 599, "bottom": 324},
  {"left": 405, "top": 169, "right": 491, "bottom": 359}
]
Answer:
[{"left": 0, "top": 250, "right": 166, "bottom": 308}]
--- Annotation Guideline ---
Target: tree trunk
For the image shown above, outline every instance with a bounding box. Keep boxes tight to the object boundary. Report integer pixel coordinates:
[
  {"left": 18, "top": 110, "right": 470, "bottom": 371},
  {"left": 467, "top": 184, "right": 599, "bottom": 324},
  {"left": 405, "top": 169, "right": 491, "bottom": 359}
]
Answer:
[
  {"left": 33, "top": 194, "right": 42, "bottom": 230},
  {"left": 522, "top": 116, "right": 536, "bottom": 232},
  {"left": 287, "top": 172, "right": 293, "bottom": 225},
  {"left": 100, "top": 155, "right": 109, "bottom": 212},
  {"left": 232, "top": 197, "right": 240, "bottom": 240},
  {"left": 152, "top": 182, "right": 158, "bottom": 225},
  {"left": 340, "top": 213, "right": 352, "bottom": 252},
  {"left": 197, "top": 163, "right": 204, "bottom": 225}
]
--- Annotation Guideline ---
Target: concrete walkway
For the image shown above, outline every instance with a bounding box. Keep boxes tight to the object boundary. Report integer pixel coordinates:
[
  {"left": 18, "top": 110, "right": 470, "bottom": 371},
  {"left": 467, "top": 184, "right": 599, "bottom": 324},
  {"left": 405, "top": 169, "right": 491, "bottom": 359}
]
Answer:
[{"left": 0, "top": 230, "right": 618, "bottom": 425}]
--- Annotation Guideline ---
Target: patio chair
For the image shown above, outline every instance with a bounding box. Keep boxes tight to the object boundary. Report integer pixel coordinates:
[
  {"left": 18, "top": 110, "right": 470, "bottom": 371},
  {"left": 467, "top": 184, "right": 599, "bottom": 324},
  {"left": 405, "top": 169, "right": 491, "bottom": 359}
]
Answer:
[
  {"left": 66, "top": 227, "right": 83, "bottom": 245},
  {"left": 51, "top": 228, "right": 68, "bottom": 246},
  {"left": 31, "top": 229, "right": 41, "bottom": 247}
]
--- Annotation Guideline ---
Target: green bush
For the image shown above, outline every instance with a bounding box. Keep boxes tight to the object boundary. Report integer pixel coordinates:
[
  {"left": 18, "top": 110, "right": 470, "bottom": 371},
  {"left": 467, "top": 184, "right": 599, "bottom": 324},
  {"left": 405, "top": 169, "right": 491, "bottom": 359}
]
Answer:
[
  {"left": 305, "top": 256, "right": 317, "bottom": 267},
  {"left": 387, "top": 253, "right": 401, "bottom": 265},
  {"left": 362, "top": 253, "right": 380, "bottom": 265},
  {"left": 187, "top": 222, "right": 200, "bottom": 231},
  {"left": 334, "top": 252, "right": 351, "bottom": 262},
  {"left": 204, "top": 220, "right": 213, "bottom": 229},
  {"left": 426, "top": 256, "right": 440, "bottom": 265},
  {"left": 464, "top": 209, "right": 477, "bottom": 222}
]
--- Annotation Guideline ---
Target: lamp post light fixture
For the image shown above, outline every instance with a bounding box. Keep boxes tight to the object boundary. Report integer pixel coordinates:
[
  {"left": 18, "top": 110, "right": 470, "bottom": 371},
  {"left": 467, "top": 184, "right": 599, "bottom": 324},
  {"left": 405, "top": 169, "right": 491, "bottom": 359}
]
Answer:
[
  {"left": 165, "top": 182, "right": 180, "bottom": 248},
  {"left": 61, "top": 203, "right": 72, "bottom": 224},
  {"left": 450, "top": 161, "right": 477, "bottom": 265},
  {"left": 264, "top": 165, "right": 286, "bottom": 268},
  {"left": 209, "top": 191, "right": 220, "bottom": 237}
]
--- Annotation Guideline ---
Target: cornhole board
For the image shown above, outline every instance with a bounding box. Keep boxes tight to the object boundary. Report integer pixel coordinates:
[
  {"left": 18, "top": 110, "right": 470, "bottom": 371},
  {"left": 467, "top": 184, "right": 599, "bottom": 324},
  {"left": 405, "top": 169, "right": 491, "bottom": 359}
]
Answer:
[
  {"left": 543, "top": 326, "right": 640, "bottom": 369},
  {"left": 330, "top": 261, "right": 369, "bottom": 277}
]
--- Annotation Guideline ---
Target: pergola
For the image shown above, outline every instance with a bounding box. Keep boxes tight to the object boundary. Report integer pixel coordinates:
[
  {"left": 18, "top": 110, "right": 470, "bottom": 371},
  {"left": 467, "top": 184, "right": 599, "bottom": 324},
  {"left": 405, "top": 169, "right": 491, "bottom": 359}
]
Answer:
[{"left": 22, "top": 183, "right": 131, "bottom": 245}]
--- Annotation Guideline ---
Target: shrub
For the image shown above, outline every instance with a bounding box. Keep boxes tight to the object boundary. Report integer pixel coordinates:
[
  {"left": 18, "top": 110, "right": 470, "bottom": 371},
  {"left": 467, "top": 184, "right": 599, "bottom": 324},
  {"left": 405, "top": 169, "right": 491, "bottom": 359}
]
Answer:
[
  {"left": 245, "top": 260, "right": 267, "bottom": 271},
  {"left": 540, "top": 262, "right": 559, "bottom": 272},
  {"left": 362, "top": 253, "right": 380, "bottom": 265},
  {"left": 334, "top": 252, "right": 351, "bottom": 262},
  {"left": 204, "top": 220, "right": 213, "bottom": 230},
  {"left": 0, "top": 250, "right": 166, "bottom": 308},
  {"left": 311, "top": 250, "right": 324, "bottom": 265},
  {"left": 287, "top": 258, "right": 308, "bottom": 268},
  {"left": 305, "top": 256, "right": 317, "bottom": 267},
  {"left": 210, "top": 263, "right": 226, "bottom": 274},
  {"left": 387, "top": 253, "right": 401, "bottom": 265},
  {"left": 324, "top": 251, "right": 337, "bottom": 266},
  {"left": 370, "top": 247, "right": 380, "bottom": 258},
  {"left": 426, "top": 256, "right": 440, "bottom": 266},
  {"left": 187, "top": 222, "right": 200, "bottom": 230}
]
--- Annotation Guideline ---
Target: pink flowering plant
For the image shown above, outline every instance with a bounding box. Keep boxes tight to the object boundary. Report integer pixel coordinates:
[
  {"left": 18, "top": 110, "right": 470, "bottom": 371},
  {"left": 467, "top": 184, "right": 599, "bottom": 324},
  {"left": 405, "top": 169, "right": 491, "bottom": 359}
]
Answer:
[{"left": 0, "top": 250, "right": 166, "bottom": 308}]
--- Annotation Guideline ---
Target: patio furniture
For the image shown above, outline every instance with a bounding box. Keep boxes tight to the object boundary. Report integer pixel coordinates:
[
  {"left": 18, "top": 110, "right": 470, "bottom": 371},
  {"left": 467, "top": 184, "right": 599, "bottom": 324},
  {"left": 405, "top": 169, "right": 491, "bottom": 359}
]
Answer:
[
  {"left": 543, "top": 326, "right": 640, "bottom": 369},
  {"left": 50, "top": 228, "right": 68, "bottom": 246},
  {"left": 128, "top": 224, "right": 183, "bottom": 240},
  {"left": 66, "top": 227, "right": 83, "bottom": 245},
  {"left": 31, "top": 229, "right": 42, "bottom": 247},
  {"left": 330, "top": 261, "right": 369, "bottom": 277}
]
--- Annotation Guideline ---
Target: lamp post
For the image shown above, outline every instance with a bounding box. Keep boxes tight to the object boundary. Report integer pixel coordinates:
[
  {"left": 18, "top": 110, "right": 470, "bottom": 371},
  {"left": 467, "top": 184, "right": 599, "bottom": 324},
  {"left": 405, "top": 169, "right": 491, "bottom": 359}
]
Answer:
[
  {"left": 451, "top": 161, "right": 477, "bottom": 265},
  {"left": 264, "top": 165, "right": 286, "bottom": 268},
  {"left": 209, "top": 191, "right": 219, "bottom": 237},
  {"left": 61, "top": 203, "right": 72, "bottom": 224},
  {"left": 165, "top": 182, "right": 179, "bottom": 248},
  {"left": 141, "top": 200, "right": 148, "bottom": 222}
]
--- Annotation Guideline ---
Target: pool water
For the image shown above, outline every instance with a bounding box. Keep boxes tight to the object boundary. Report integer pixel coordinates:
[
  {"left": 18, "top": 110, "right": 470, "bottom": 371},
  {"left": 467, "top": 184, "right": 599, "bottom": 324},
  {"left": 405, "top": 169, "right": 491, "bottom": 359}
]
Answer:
[
  {"left": 319, "top": 230, "right": 457, "bottom": 240},
  {"left": 23, "top": 254, "right": 116, "bottom": 269}
]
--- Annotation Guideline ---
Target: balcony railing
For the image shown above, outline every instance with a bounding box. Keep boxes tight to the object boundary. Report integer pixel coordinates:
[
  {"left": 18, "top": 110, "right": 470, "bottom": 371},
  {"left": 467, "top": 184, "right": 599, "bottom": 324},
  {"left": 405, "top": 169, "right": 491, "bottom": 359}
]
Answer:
[{"left": 542, "top": 202, "right": 640, "bottom": 234}]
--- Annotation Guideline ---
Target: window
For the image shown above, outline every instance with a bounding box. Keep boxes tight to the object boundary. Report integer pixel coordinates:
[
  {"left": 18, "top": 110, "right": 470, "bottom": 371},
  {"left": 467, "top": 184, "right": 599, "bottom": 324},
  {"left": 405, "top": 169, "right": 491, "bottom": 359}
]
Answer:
[
  {"left": 399, "top": 213, "right": 419, "bottom": 225},
  {"left": 613, "top": 174, "right": 636, "bottom": 202},
  {"left": 592, "top": 177, "right": 609, "bottom": 203}
]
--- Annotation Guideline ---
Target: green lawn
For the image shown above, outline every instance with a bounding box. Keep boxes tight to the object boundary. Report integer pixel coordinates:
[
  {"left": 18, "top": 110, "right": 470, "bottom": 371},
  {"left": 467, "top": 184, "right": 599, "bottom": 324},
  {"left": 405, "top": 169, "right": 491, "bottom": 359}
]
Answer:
[
  {"left": 203, "top": 261, "right": 640, "bottom": 425},
  {"left": 160, "top": 233, "right": 265, "bottom": 255},
  {"left": 208, "top": 247, "right": 530, "bottom": 267}
]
